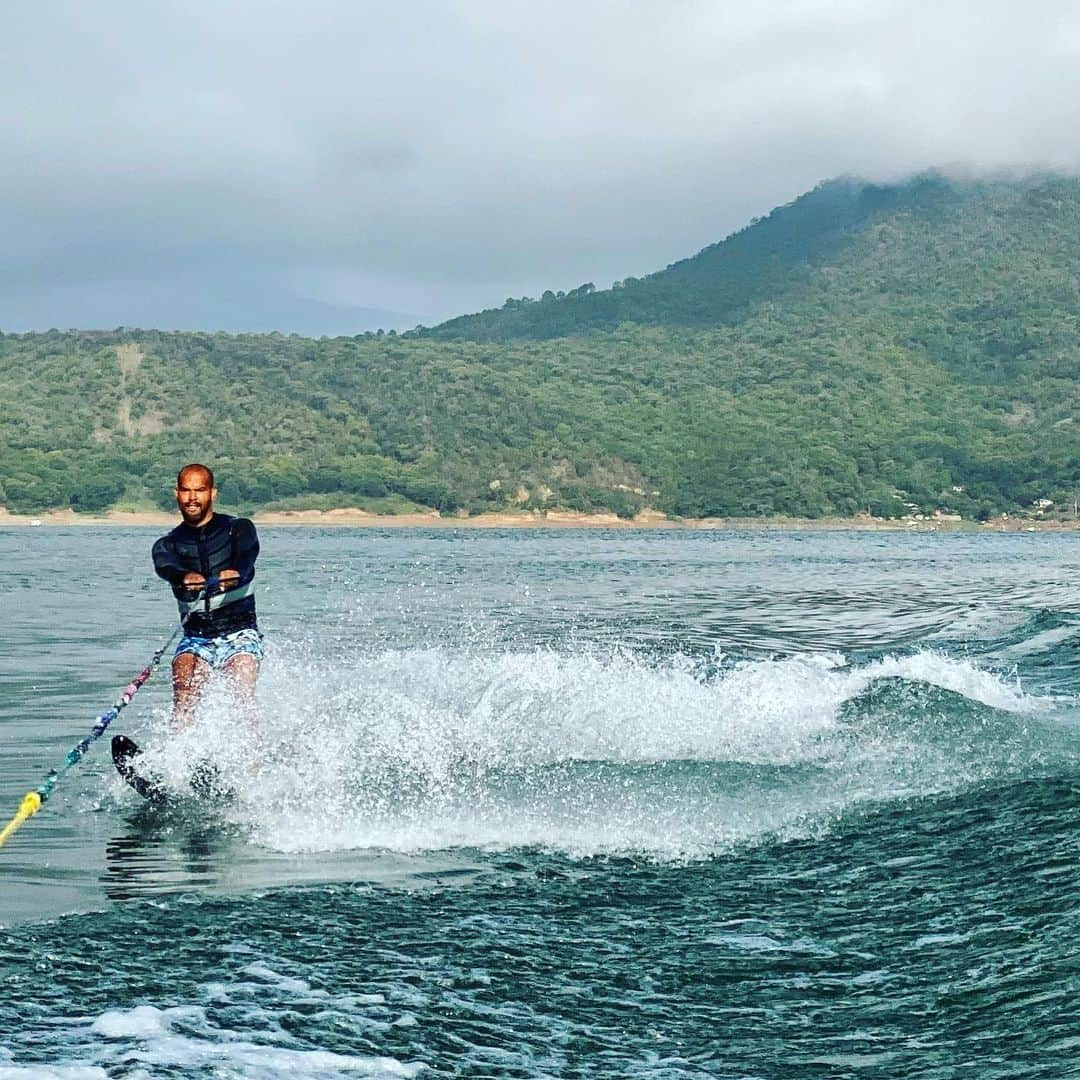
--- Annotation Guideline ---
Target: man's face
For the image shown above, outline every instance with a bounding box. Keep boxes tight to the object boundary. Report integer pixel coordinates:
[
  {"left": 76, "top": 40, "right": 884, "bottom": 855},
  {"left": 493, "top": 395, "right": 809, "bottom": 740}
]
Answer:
[{"left": 175, "top": 470, "right": 216, "bottom": 526}]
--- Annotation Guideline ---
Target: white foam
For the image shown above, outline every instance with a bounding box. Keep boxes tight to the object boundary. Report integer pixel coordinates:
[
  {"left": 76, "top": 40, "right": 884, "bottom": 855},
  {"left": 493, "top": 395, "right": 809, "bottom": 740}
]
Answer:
[
  {"left": 0, "top": 1067, "right": 106, "bottom": 1079},
  {"left": 81, "top": 1002, "right": 425, "bottom": 1078},
  {"left": 90, "top": 1004, "right": 186, "bottom": 1038},
  {"left": 119, "top": 642, "right": 1061, "bottom": 861},
  {"left": 854, "top": 650, "right": 1036, "bottom": 713},
  {"left": 240, "top": 962, "right": 312, "bottom": 994},
  {"left": 260, "top": 646, "right": 853, "bottom": 771}
]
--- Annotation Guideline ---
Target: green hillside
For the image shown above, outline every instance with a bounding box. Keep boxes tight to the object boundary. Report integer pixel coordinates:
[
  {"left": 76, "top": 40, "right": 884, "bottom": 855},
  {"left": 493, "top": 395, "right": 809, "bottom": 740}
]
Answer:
[
  {"left": 2, "top": 172, "right": 1078, "bottom": 520},
  {"left": 420, "top": 172, "right": 1080, "bottom": 357}
]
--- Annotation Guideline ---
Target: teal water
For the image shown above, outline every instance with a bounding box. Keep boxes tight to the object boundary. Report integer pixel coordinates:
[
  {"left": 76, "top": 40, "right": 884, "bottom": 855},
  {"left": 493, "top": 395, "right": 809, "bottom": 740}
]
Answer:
[{"left": 1, "top": 528, "right": 1078, "bottom": 1077}]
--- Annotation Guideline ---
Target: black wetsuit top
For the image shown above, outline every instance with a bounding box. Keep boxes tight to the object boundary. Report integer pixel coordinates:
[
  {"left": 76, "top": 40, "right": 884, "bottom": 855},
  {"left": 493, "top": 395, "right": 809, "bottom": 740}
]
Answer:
[{"left": 152, "top": 513, "right": 259, "bottom": 637}]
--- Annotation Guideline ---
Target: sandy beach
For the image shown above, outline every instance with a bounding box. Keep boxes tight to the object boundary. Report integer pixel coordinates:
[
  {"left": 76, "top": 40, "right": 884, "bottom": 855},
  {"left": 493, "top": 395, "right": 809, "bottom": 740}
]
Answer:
[{"left": 0, "top": 506, "right": 1074, "bottom": 531}]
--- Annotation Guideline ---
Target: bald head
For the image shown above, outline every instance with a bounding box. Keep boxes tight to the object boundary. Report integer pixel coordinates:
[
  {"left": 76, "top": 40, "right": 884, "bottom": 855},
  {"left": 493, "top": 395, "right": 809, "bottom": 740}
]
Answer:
[
  {"left": 175, "top": 463, "right": 217, "bottom": 527},
  {"left": 177, "top": 463, "right": 214, "bottom": 488}
]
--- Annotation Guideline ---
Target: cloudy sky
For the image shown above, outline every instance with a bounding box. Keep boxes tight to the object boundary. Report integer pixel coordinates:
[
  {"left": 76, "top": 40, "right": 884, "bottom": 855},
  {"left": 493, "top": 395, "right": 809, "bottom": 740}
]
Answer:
[{"left": 4, "top": 1, "right": 1080, "bottom": 334}]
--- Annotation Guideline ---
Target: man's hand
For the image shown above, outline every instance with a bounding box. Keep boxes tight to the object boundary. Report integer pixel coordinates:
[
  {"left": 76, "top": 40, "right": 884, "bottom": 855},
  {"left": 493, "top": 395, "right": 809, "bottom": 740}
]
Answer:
[
  {"left": 180, "top": 571, "right": 206, "bottom": 598},
  {"left": 218, "top": 569, "right": 241, "bottom": 590},
  {"left": 180, "top": 570, "right": 240, "bottom": 595}
]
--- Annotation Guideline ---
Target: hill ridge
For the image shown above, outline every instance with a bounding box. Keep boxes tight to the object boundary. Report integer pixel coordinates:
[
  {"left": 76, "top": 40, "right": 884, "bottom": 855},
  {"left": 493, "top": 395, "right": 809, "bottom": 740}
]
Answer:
[{"left": 2, "top": 171, "right": 1078, "bottom": 520}]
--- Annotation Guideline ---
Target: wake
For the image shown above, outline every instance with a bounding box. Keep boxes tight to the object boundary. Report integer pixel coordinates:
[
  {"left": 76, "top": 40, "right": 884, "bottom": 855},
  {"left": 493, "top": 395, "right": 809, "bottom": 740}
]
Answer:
[{"left": 123, "top": 642, "right": 1076, "bottom": 861}]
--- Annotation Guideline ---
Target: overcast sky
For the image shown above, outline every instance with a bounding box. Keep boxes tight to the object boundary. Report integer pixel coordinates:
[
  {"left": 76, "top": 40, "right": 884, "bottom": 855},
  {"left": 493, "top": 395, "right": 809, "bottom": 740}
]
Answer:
[{"left": 4, "top": 0, "right": 1080, "bottom": 334}]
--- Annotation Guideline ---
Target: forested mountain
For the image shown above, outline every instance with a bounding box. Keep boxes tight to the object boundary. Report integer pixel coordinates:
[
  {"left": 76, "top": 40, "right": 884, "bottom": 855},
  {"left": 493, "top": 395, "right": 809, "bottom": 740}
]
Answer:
[
  {"left": 421, "top": 172, "right": 1080, "bottom": 355},
  {"left": 2, "top": 172, "right": 1078, "bottom": 520}
]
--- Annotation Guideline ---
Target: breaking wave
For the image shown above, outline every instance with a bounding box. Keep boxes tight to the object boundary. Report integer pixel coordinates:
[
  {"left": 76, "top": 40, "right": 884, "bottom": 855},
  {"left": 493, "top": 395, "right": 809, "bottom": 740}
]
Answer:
[{"left": 122, "top": 641, "right": 1076, "bottom": 862}]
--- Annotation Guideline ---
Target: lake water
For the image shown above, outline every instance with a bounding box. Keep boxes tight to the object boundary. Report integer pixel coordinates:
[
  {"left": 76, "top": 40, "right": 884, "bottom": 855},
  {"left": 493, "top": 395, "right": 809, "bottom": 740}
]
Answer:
[{"left": 1, "top": 527, "right": 1078, "bottom": 1077}]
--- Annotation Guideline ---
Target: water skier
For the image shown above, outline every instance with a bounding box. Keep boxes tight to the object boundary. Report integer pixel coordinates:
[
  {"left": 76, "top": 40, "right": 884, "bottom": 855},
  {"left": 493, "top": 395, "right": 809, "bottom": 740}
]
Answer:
[{"left": 151, "top": 463, "right": 262, "bottom": 733}]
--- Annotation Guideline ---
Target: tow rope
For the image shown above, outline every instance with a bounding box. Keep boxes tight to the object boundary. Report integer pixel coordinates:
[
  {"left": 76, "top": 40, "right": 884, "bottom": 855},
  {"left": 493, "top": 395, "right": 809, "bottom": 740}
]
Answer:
[{"left": 0, "top": 626, "right": 181, "bottom": 850}]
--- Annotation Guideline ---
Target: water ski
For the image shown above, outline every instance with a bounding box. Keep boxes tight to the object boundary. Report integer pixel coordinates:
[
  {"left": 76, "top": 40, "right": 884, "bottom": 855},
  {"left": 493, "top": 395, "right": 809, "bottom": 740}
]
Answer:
[
  {"left": 111, "top": 735, "right": 237, "bottom": 805},
  {"left": 111, "top": 734, "right": 169, "bottom": 805}
]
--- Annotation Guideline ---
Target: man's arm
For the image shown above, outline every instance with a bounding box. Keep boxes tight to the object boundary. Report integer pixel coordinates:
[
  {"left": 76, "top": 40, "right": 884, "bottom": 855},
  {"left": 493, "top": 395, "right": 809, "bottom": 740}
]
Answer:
[
  {"left": 151, "top": 536, "right": 187, "bottom": 586},
  {"left": 219, "top": 518, "right": 260, "bottom": 589},
  {"left": 153, "top": 536, "right": 206, "bottom": 596}
]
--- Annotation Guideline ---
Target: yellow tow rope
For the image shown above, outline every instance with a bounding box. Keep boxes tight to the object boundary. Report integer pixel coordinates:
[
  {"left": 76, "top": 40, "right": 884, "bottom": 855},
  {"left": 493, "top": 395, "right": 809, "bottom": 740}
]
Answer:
[
  {"left": 0, "top": 627, "right": 179, "bottom": 851},
  {"left": 0, "top": 793, "right": 43, "bottom": 848}
]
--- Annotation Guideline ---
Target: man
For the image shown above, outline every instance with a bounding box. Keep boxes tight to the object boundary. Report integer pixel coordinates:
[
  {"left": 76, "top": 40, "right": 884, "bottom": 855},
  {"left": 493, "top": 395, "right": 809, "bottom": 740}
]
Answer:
[{"left": 152, "top": 463, "right": 262, "bottom": 730}]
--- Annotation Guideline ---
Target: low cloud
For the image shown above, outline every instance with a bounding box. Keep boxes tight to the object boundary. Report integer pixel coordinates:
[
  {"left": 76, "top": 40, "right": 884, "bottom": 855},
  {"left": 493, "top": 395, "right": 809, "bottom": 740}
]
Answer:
[{"left": 3, "top": 0, "right": 1079, "bottom": 332}]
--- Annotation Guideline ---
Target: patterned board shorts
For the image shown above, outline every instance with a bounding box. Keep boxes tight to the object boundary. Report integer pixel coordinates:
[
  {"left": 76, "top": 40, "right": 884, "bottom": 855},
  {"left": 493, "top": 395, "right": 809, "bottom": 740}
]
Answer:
[{"left": 174, "top": 627, "right": 264, "bottom": 668}]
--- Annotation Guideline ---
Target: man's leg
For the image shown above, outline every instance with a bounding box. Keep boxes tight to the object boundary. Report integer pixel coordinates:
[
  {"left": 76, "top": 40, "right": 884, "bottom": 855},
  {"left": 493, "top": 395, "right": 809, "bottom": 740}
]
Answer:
[
  {"left": 221, "top": 652, "right": 260, "bottom": 736},
  {"left": 172, "top": 651, "right": 211, "bottom": 729}
]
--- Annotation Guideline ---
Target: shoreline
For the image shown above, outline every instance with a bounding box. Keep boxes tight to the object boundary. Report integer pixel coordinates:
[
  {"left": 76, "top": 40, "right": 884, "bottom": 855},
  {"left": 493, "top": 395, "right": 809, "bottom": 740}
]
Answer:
[{"left": 1, "top": 507, "right": 1077, "bottom": 531}]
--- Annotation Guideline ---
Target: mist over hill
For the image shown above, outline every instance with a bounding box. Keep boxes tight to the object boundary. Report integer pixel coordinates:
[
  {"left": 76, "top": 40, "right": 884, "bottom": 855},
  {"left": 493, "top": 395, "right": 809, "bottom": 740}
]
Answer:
[
  {"left": 421, "top": 171, "right": 1080, "bottom": 356},
  {"left": 2, "top": 172, "right": 1078, "bottom": 520}
]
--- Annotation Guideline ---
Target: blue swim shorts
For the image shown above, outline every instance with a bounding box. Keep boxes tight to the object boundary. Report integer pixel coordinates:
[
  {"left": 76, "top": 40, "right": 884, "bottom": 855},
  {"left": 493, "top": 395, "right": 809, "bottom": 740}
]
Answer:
[{"left": 175, "top": 627, "right": 264, "bottom": 668}]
